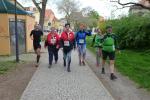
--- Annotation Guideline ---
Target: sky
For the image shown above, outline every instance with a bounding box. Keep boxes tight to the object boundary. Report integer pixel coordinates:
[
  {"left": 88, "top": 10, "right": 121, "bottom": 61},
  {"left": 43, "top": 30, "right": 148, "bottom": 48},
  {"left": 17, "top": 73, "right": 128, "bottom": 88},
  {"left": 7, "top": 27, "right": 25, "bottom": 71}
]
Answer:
[{"left": 18, "top": 0, "right": 139, "bottom": 19}]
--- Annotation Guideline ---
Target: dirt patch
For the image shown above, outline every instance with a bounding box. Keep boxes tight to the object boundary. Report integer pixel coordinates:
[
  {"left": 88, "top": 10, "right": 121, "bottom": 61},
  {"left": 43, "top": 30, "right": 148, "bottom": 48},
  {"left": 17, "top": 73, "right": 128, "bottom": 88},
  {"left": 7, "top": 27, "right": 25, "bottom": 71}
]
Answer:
[
  {"left": 0, "top": 63, "right": 36, "bottom": 100},
  {"left": 86, "top": 50, "right": 150, "bottom": 100}
]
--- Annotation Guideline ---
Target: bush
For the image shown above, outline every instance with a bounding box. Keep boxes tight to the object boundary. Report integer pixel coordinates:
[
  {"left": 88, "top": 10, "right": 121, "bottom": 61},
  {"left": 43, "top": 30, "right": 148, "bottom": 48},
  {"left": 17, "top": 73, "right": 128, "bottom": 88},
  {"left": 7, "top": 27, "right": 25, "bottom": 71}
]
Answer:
[{"left": 99, "top": 15, "right": 150, "bottom": 50}]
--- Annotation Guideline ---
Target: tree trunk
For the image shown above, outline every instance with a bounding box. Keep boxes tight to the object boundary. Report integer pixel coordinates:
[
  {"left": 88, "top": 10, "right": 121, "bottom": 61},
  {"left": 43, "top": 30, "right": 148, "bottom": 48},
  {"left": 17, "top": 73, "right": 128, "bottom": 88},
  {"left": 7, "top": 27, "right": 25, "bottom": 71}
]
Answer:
[
  {"left": 39, "top": 0, "right": 47, "bottom": 31},
  {"left": 39, "top": 7, "right": 45, "bottom": 30},
  {"left": 32, "top": 0, "right": 47, "bottom": 31},
  {"left": 39, "top": 12, "right": 44, "bottom": 30}
]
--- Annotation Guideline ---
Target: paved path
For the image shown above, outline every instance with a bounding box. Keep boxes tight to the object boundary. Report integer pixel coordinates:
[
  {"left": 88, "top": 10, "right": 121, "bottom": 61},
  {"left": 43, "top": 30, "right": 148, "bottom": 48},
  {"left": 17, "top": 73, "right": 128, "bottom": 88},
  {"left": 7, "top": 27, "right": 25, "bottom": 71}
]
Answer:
[
  {"left": 20, "top": 50, "right": 114, "bottom": 100},
  {"left": 0, "top": 53, "right": 36, "bottom": 62}
]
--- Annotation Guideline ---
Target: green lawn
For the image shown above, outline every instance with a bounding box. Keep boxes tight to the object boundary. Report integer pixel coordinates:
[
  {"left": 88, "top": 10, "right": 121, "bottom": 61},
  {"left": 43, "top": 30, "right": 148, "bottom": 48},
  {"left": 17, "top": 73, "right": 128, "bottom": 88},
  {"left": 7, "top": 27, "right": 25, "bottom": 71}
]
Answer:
[
  {"left": 86, "top": 36, "right": 150, "bottom": 91},
  {"left": 116, "top": 50, "right": 150, "bottom": 90},
  {"left": 0, "top": 60, "right": 25, "bottom": 74}
]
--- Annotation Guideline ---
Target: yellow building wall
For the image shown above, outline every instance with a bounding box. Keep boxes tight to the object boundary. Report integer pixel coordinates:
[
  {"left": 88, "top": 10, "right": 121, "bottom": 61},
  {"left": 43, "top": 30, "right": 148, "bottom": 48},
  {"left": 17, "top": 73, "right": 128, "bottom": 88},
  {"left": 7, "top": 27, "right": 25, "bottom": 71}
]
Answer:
[
  {"left": 9, "top": 14, "right": 35, "bottom": 52},
  {"left": 33, "top": 11, "right": 40, "bottom": 23},
  {"left": 26, "top": 16, "right": 35, "bottom": 52},
  {"left": 0, "top": 14, "right": 10, "bottom": 55},
  {"left": 8, "top": 14, "right": 26, "bottom": 19},
  {"left": 44, "top": 20, "right": 48, "bottom": 27},
  {"left": 53, "top": 21, "right": 61, "bottom": 28},
  {"left": 0, "top": 14, "right": 35, "bottom": 55}
]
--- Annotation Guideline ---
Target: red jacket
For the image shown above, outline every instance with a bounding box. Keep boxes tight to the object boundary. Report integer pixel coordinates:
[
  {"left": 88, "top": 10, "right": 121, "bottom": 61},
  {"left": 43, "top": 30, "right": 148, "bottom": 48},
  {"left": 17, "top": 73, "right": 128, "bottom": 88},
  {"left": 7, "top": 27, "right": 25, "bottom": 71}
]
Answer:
[
  {"left": 60, "top": 31, "right": 75, "bottom": 52},
  {"left": 45, "top": 32, "right": 60, "bottom": 48},
  {"left": 60, "top": 31, "right": 75, "bottom": 41}
]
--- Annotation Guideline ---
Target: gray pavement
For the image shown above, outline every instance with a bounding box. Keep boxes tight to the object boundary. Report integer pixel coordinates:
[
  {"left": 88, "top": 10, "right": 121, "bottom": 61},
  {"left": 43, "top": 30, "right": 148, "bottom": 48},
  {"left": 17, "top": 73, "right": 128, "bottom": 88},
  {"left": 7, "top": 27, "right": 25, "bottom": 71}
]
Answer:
[{"left": 20, "top": 50, "right": 114, "bottom": 100}]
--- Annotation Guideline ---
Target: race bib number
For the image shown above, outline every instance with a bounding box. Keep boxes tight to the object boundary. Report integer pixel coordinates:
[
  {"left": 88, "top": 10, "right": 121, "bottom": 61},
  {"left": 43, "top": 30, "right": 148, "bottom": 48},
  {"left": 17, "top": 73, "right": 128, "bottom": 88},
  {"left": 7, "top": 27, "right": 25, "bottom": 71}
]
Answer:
[
  {"left": 79, "top": 39, "right": 84, "bottom": 44},
  {"left": 51, "top": 39, "right": 56, "bottom": 44},
  {"left": 64, "top": 41, "right": 70, "bottom": 46}
]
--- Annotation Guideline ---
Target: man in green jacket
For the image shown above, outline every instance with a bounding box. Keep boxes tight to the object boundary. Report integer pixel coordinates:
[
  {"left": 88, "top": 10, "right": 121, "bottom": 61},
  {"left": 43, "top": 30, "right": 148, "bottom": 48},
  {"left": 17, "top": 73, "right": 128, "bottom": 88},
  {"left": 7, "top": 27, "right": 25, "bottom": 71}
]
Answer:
[{"left": 101, "top": 26, "right": 119, "bottom": 80}]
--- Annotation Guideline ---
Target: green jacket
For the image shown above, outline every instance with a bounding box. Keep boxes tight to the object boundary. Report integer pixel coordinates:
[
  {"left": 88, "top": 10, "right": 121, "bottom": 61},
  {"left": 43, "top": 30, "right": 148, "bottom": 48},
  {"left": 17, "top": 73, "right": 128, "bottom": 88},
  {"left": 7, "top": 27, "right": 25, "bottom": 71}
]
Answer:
[
  {"left": 102, "top": 33, "right": 119, "bottom": 52},
  {"left": 94, "top": 34, "right": 103, "bottom": 48}
]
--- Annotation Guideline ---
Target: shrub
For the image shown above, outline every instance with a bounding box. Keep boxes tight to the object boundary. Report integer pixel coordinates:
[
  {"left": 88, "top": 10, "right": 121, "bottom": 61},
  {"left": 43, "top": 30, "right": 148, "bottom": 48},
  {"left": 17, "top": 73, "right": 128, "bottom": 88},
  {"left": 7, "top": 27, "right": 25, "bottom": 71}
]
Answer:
[{"left": 99, "top": 15, "right": 150, "bottom": 50}]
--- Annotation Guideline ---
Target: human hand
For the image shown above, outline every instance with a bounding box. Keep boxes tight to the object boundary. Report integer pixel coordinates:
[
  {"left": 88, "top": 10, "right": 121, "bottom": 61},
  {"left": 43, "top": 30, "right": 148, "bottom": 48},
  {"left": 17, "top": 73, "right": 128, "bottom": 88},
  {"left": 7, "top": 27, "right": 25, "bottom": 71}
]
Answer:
[
  {"left": 74, "top": 47, "right": 76, "bottom": 51},
  {"left": 60, "top": 48, "right": 63, "bottom": 51},
  {"left": 30, "top": 36, "right": 33, "bottom": 40},
  {"left": 56, "top": 45, "right": 59, "bottom": 49}
]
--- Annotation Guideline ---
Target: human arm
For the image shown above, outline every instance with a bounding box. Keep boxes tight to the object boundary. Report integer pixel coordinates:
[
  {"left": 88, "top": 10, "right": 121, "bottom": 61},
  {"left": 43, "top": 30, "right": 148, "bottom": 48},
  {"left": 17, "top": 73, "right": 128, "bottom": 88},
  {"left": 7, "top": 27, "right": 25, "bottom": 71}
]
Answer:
[
  {"left": 85, "top": 30, "right": 92, "bottom": 36},
  {"left": 44, "top": 35, "right": 48, "bottom": 48},
  {"left": 30, "top": 30, "right": 33, "bottom": 40},
  {"left": 113, "top": 34, "right": 119, "bottom": 50},
  {"left": 40, "top": 31, "right": 44, "bottom": 41},
  {"left": 56, "top": 34, "right": 60, "bottom": 49},
  {"left": 59, "top": 33, "right": 64, "bottom": 49},
  {"left": 91, "top": 34, "right": 96, "bottom": 47}
]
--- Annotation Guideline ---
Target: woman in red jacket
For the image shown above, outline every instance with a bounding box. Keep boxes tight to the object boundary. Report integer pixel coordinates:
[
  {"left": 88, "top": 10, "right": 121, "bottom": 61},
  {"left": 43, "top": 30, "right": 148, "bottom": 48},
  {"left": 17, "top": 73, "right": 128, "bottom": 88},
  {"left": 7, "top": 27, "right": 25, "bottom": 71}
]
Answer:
[
  {"left": 60, "top": 23, "right": 76, "bottom": 72},
  {"left": 45, "top": 27, "right": 60, "bottom": 68}
]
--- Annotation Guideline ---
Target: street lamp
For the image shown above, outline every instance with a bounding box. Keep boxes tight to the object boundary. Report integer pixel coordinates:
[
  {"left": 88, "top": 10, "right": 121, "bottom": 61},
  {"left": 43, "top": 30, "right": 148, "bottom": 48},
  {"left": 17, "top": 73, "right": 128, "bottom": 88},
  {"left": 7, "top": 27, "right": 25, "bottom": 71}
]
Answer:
[{"left": 15, "top": 0, "right": 19, "bottom": 62}]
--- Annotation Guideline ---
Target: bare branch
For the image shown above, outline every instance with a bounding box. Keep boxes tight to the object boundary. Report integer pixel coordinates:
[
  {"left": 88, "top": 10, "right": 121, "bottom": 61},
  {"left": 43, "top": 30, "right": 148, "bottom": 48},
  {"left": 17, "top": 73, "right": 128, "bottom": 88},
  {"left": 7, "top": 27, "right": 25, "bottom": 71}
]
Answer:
[
  {"left": 110, "top": 0, "right": 150, "bottom": 10},
  {"left": 32, "top": 0, "right": 42, "bottom": 12},
  {"left": 112, "top": 5, "right": 131, "bottom": 13}
]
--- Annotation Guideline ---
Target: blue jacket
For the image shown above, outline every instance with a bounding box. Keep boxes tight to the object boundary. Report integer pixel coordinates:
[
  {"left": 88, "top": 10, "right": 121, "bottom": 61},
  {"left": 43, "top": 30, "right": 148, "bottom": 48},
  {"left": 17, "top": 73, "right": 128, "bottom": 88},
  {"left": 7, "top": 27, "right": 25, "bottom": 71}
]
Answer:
[{"left": 76, "top": 30, "right": 92, "bottom": 45}]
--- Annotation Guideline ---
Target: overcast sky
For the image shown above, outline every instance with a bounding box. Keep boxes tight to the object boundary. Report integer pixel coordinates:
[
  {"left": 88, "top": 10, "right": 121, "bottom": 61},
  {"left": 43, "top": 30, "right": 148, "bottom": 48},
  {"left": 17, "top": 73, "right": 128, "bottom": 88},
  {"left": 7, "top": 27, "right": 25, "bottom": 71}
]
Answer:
[{"left": 18, "top": 0, "right": 139, "bottom": 19}]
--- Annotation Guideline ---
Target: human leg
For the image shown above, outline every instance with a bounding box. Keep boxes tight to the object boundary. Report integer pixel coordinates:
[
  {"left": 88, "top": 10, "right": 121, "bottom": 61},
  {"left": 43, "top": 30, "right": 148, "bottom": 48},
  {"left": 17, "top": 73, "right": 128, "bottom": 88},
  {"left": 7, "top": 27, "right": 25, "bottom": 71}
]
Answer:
[
  {"left": 102, "top": 50, "right": 108, "bottom": 74},
  {"left": 109, "top": 52, "right": 117, "bottom": 80},
  {"left": 67, "top": 51, "right": 72, "bottom": 72},
  {"left": 48, "top": 46, "right": 53, "bottom": 67},
  {"left": 54, "top": 49, "right": 59, "bottom": 64}
]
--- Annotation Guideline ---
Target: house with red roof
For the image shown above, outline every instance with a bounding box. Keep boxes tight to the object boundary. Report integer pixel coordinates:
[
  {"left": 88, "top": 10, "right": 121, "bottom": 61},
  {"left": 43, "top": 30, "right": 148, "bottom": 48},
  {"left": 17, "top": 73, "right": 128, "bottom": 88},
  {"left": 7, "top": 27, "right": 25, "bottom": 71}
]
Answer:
[{"left": 44, "top": 9, "right": 57, "bottom": 30}]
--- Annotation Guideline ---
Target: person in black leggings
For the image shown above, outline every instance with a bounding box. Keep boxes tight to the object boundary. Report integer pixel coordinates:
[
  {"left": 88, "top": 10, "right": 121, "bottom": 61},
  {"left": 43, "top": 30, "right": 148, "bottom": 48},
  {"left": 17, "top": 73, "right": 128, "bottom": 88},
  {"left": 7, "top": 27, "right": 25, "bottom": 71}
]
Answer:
[{"left": 30, "top": 25, "right": 43, "bottom": 67}]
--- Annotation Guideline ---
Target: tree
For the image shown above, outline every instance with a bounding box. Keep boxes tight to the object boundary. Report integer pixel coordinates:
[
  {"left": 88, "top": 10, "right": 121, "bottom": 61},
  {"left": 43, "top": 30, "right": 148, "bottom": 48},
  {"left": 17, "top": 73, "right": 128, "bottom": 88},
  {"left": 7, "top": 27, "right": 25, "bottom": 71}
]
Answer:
[
  {"left": 82, "top": 8, "right": 100, "bottom": 28},
  {"left": 71, "top": 8, "right": 100, "bottom": 29},
  {"left": 56, "top": 0, "right": 80, "bottom": 23},
  {"left": 22, "top": 0, "right": 49, "bottom": 30},
  {"left": 32, "top": 0, "right": 48, "bottom": 30},
  {"left": 88, "top": 10, "right": 99, "bottom": 20},
  {"left": 81, "top": 6, "right": 93, "bottom": 16},
  {"left": 110, "top": 0, "right": 150, "bottom": 10}
]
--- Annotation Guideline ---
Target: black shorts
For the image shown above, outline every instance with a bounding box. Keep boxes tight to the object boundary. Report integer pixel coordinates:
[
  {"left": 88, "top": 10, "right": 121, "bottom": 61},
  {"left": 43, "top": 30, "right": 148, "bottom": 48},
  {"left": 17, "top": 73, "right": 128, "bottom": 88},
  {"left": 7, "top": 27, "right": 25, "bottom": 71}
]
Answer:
[
  {"left": 102, "top": 50, "right": 115, "bottom": 60},
  {"left": 33, "top": 42, "right": 41, "bottom": 50}
]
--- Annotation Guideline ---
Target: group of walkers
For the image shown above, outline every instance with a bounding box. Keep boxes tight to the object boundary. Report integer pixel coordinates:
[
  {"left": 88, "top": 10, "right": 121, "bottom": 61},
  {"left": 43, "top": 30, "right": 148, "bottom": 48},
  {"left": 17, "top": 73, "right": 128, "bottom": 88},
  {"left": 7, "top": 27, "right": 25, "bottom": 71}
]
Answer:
[{"left": 30, "top": 23, "right": 118, "bottom": 80}]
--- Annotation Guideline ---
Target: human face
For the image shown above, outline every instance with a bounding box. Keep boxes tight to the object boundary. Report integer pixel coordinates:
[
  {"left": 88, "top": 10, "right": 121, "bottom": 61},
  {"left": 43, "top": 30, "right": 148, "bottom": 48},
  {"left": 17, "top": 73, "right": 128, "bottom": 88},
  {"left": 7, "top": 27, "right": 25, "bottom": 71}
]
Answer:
[
  {"left": 51, "top": 27, "right": 56, "bottom": 33},
  {"left": 35, "top": 25, "right": 39, "bottom": 30},
  {"left": 80, "top": 25, "right": 85, "bottom": 30},
  {"left": 107, "top": 28, "right": 112, "bottom": 33},
  {"left": 65, "top": 25, "right": 70, "bottom": 32}
]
